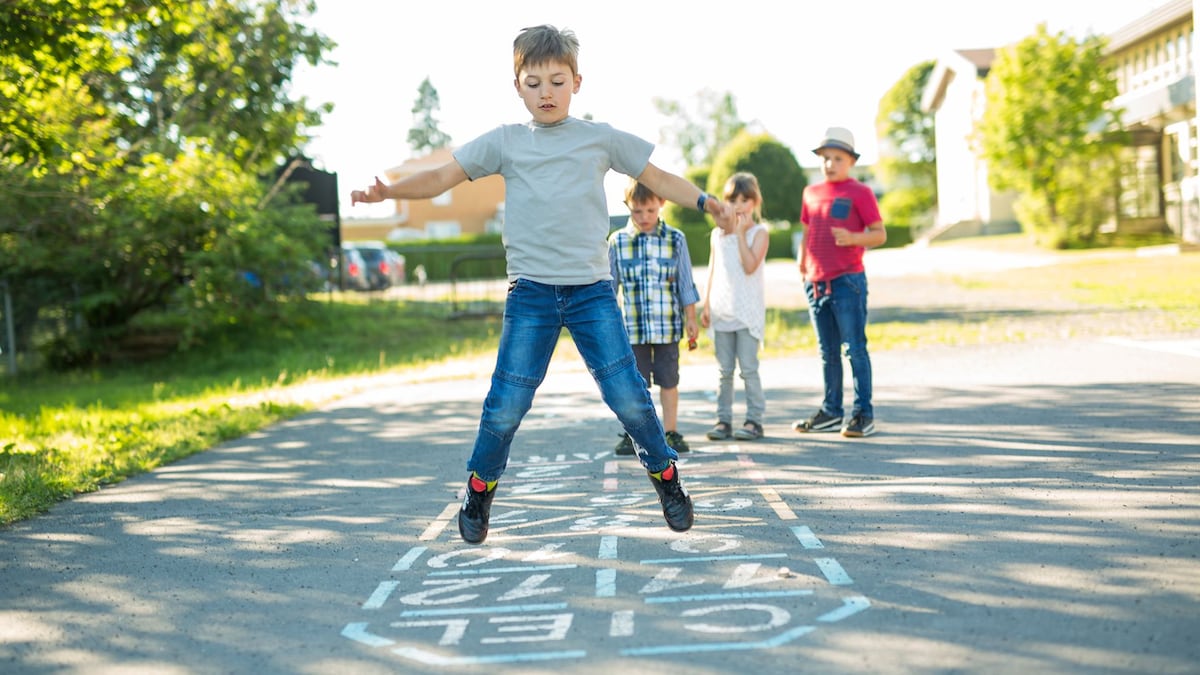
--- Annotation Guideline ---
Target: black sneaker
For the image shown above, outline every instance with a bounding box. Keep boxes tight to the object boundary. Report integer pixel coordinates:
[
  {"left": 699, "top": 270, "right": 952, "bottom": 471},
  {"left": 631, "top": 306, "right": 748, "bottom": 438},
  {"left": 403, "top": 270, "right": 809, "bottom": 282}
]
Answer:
[
  {"left": 793, "top": 409, "right": 843, "bottom": 433},
  {"left": 458, "top": 475, "right": 497, "bottom": 544},
  {"left": 649, "top": 463, "right": 693, "bottom": 532},
  {"left": 665, "top": 430, "right": 690, "bottom": 453},
  {"left": 614, "top": 432, "right": 635, "bottom": 455},
  {"left": 841, "top": 414, "right": 875, "bottom": 438}
]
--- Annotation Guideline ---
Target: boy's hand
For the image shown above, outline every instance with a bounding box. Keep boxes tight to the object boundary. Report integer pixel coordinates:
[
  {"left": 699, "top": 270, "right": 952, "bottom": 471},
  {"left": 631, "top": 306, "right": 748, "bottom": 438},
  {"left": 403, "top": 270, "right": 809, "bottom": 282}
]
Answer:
[
  {"left": 710, "top": 201, "right": 735, "bottom": 232},
  {"left": 830, "top": 226, "right": 855, "bottom": 246},
  {"left": 350, "top": 177, "right": 388, "bottom": 205}
]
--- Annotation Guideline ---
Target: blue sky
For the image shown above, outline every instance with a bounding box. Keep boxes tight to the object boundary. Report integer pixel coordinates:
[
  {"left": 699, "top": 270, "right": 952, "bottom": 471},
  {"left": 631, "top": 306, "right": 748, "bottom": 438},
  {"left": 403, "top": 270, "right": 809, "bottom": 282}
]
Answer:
[{"left": 290, "top": 0, "right": 1172, "bottom": 215}]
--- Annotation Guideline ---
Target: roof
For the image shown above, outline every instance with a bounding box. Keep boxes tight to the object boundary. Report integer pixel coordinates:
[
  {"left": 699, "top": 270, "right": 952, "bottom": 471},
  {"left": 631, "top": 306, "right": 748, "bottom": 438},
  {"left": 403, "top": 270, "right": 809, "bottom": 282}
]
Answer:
[
  {"left": 954, "top": 48, "right": 997, "bottom": 75},
  {"left": 385, "top": 147, "right": 457, "bottom": 175},
  {"left": 1107, "top": 0, "right": 1192, "bottom": 53},
  {"left": 921, "top": 48, "right": 997, "bottom": 113}
]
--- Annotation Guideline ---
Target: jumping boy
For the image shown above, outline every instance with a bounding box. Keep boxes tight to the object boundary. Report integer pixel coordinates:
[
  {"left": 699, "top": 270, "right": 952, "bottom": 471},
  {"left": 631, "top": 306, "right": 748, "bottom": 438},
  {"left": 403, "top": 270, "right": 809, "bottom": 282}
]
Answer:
[
  {"left": 608, "top": 179, "right": 700, "bottom": 457},
  {"left": 351, "top": 25, "right": 733, "bottom": 544}
]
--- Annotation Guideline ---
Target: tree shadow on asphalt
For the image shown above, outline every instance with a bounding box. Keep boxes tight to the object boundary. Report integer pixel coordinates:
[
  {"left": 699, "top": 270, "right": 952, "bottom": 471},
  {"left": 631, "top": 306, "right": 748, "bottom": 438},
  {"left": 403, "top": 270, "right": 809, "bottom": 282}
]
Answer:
[{"left": 753, "top": 378, "right": 1200, "bottom": 673}]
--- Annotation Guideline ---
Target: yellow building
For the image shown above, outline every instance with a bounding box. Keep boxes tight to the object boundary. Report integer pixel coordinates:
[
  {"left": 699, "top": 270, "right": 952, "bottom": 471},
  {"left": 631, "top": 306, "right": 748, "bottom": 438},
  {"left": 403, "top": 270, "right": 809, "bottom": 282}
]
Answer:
[{"left": 341, "top": 147, "right": 506, "bottom": 242}]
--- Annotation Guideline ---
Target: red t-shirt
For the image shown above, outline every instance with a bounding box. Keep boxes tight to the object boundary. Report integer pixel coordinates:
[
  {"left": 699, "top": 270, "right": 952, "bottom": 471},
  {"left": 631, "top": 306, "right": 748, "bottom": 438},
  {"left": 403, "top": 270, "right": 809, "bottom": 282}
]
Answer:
[{"left": 800, "top": 178, "right": 882, "bottom": 282}]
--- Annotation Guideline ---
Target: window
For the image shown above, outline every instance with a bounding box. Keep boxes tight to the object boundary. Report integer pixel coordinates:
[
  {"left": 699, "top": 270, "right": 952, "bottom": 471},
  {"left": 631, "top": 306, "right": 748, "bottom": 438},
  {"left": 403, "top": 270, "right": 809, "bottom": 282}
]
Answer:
[{"left": 1118, "top": 144, "right": 1161, "bottom": 218}]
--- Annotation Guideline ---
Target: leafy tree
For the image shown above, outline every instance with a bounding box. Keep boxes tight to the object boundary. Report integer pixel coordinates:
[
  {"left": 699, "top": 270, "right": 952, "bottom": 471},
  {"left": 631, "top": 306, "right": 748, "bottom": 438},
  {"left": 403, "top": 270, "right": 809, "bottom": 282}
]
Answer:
[
  {"left": 707, "top": 131, "right": 806, "bottom": 225},
  {"left": 875, "top": 60, "right": 937, "bottom": 228},
  {"left": 976, "top": 24, "right": 1122, "bottom": 248},
  {"left": 654, "top": 89, "right": 745, "bottom": 168},
  {"left": 407, "top": 76, "right": 452, "bottom": 154},
  {"left": 0, "top": 0, "right": 335, "bottom": 367},
  {"left": 661, "top": 131, "right": 805, "bottom": 264}
]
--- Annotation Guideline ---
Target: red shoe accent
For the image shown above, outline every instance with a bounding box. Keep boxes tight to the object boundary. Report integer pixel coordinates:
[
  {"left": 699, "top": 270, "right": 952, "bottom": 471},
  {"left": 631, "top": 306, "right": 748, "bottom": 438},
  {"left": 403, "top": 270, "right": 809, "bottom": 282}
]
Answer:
[
  {"left": 469, "top": 475, "right": 489, "bottom": 492},
  {"left": 660, "top": 464, "right": 675, "bottom": 481}
]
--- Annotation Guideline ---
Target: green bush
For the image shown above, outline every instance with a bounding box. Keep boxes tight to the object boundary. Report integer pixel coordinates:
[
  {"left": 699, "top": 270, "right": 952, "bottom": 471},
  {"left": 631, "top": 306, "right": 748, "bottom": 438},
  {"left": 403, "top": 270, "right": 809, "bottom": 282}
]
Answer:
[
  {"left": 391, "top": 216, "right": 876, "bottom": 282},
  {"left": 880, "top": 223, "right": 914, "bottom": 249},
  {"left": 707, "top": 131, "right": 806, "bottom": 223}
]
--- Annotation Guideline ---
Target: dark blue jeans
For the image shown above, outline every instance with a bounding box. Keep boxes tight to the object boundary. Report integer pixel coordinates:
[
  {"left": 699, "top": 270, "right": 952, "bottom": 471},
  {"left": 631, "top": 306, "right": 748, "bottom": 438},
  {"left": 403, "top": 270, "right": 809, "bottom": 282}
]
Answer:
[
  {"left": 805, "top": 272, "right": 873, "bottom": 419},
  {"left": 467, "top": 279, "right": 677, "bottom": 481}
]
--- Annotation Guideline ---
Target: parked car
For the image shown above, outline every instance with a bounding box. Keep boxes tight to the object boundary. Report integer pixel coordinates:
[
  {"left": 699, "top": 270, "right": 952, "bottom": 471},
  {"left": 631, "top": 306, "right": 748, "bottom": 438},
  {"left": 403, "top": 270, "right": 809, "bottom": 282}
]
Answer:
[
  {"left": 335, "top": 245, "right": 372, "bottom": 291},
  {"left": 345, "top": 241, "right": 406, "bottom": 289}
]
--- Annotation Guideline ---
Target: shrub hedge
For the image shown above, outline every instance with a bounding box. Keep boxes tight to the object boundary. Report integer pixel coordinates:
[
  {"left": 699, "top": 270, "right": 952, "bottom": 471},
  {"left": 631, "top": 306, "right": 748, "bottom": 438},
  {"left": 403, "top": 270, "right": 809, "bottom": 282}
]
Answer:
[{"left": 387, "top": 223, "right": 913, "bottom": 283}]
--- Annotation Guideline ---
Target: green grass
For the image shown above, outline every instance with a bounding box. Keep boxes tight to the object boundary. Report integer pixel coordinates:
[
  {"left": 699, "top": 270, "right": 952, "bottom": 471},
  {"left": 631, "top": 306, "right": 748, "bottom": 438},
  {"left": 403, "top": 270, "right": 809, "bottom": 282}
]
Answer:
[
  {"left": 1, "top": 298, "right": 503, "bottom": 525},
  {"left": 3, "top": 244, "right": 1199, "bottom": 525}
]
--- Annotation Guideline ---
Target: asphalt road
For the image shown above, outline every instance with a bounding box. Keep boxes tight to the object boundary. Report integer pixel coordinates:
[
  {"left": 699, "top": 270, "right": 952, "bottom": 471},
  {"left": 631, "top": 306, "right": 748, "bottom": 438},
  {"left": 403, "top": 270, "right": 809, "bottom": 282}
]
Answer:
[{"left": 2, "top": 249, "right": 1198, "bottom": 675}]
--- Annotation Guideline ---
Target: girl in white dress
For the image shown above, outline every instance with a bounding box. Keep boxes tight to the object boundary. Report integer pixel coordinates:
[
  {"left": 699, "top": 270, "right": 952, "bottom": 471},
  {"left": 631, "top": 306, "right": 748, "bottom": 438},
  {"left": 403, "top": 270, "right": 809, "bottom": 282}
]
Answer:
[{"left": 701, "top": 172, "right": 769, "bottom": 441}]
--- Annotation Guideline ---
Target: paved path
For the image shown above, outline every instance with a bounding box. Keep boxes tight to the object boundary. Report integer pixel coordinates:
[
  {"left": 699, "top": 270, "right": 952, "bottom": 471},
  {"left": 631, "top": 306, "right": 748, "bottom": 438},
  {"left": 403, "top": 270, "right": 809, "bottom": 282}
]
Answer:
[{"left": 2, "top": 247, "right": 1199, "bottom": 674}]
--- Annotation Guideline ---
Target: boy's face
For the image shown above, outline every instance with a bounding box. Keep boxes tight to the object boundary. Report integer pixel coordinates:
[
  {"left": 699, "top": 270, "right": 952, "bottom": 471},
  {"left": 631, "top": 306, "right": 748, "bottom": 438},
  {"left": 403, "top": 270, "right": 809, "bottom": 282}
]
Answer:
[
  {"left": 514, "top": 60, "right": 580, "bottom": 125},
  {"left": 817, "top": 147, "right": 856, "bottom": 182},
  {"left": 626, "top": 197, "right": 663, "bottom": 233}
]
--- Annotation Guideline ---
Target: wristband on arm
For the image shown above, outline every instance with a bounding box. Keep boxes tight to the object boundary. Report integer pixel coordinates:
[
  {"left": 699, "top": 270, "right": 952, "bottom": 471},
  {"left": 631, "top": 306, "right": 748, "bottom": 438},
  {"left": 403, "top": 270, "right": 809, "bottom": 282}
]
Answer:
[{"left": 697, "top": 193, "right": 710, "bottom": 212}]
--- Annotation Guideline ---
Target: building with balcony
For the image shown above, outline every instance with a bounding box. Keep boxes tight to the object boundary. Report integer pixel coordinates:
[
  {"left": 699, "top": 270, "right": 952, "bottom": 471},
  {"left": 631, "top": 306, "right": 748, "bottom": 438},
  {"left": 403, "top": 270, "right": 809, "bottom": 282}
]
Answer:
[
  {"left": 1108, "top": 0, "right": 1198, "bottom": 244},
  {"left": 921, "top": 0, "right": 1199, "bottom": 246}
]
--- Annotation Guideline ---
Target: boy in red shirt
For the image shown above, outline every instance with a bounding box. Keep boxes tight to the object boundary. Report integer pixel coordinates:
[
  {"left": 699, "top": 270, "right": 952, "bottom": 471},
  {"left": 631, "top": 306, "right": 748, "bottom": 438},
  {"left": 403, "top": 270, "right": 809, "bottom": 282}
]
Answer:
[{"left": 793, "top": 127, "right": 886, "bottom": 437}]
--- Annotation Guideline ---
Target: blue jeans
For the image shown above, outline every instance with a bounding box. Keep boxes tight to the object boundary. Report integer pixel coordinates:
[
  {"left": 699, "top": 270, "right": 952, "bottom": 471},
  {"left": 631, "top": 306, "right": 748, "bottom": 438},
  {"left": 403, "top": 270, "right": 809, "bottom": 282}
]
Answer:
[
  {"left": 467, "top": 279, "right": 676, "bottom": 481},
  {"left": 805, "top": 272, "right": 873, "bottom": 419}
]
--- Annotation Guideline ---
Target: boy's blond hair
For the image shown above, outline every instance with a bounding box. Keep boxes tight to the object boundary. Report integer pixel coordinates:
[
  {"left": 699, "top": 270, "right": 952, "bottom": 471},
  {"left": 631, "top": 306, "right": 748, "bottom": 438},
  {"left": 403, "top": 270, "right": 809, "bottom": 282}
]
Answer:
[
  {"left": 624, "top": 179, "right": 663, "bottom": 206},
  {"left": 513, "top": 24, "right": 580, "bottom": 77}
]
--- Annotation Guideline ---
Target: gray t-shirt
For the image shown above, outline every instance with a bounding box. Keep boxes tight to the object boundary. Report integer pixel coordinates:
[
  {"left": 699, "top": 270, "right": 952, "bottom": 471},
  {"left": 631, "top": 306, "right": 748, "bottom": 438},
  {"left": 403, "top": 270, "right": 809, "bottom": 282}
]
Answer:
[{"left": 453, "top": 117, "right": 653, "bottom": 285}]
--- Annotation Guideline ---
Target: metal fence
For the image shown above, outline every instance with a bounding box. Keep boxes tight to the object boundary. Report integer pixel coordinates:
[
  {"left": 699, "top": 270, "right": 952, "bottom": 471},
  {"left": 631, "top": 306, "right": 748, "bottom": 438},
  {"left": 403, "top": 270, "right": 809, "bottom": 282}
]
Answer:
[
  {"left": 447, "top": 251, "right": 507, "bottom": 319},
  {"left": 385, "top": 250, "right": 508, "bottom": 319}
]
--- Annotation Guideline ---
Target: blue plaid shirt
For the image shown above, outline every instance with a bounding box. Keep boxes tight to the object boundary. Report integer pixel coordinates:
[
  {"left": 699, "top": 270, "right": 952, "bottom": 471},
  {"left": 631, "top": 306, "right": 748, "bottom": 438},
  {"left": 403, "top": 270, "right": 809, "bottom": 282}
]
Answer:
[{"left": 607, "top": 220, "right": 700, "bottom": 344}]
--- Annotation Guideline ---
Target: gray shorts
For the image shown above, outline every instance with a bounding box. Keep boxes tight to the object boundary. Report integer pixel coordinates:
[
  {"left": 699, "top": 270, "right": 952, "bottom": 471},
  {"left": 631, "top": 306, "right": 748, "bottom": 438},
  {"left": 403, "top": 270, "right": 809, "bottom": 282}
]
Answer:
[{"left": 631, "top": 343, "right": 680, "bottom": 389}]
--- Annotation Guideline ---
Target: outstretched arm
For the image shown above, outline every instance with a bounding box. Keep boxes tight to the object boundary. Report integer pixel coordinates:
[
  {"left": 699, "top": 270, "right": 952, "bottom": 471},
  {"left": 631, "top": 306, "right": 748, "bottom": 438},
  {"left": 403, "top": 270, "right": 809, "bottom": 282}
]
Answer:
[
  {"left": 637, "top": 162, "right": 733, "bottom": 229},
  {"left": 351, "top": 160, "right": 470, "bottom": 205}
]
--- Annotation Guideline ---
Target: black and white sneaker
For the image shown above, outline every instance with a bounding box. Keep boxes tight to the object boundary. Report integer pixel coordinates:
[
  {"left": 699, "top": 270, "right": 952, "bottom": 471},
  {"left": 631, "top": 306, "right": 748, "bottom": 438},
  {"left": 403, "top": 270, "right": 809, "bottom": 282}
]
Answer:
[
  {"left": 841, "top": 414, "right": 876, "bottom": 438},
  {"left": 614, "top": 433, "right": 635, "bottom": 456},
  {"left": 665, "top": 430, "right": 690, "bottom": 453},
  {"left": 793, "top": 409, "right": 843, "bottom": 433},
  {"left": 649, "top": 463, "right": 693, "bottom": 532},
  {"left": 458, "top": 475, "right": 497, "bottom": 544}
]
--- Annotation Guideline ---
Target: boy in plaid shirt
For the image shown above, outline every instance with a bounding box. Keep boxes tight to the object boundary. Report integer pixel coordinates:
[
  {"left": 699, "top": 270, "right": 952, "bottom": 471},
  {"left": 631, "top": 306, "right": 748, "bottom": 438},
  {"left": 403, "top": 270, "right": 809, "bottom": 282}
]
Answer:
[{"left": 608, "top": 179, "right": 700, "bottom": 456}]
